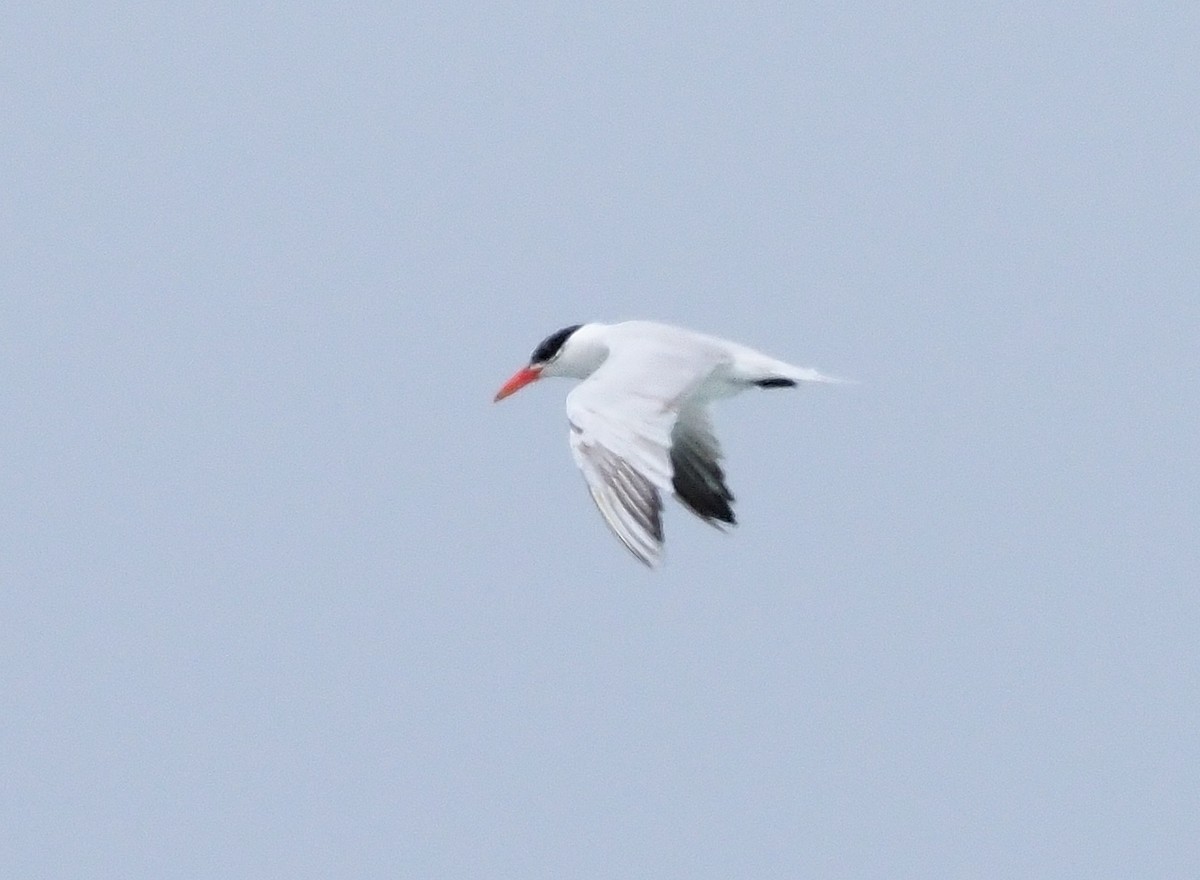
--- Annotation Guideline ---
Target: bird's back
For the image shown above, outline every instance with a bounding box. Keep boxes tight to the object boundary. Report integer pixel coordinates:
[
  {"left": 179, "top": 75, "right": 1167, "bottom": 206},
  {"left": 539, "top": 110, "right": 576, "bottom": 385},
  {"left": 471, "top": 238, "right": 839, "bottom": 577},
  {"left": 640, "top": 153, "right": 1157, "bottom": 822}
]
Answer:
[{"left": 604, "top": 320, "right": 811, "bottom": 398}]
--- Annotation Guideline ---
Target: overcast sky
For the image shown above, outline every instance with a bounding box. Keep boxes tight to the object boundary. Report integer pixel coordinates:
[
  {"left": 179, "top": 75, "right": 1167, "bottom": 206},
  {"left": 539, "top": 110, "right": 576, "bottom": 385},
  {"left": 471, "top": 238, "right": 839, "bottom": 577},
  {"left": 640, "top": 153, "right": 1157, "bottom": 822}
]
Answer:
[{"left": 3, "top": 3, "right": 1197, "bottom": 878}]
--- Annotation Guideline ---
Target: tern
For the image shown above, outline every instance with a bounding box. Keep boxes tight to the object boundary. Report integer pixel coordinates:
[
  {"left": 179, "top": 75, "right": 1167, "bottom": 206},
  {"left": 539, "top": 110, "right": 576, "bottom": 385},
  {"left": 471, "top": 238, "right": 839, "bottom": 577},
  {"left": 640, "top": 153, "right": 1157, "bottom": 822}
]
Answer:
[{"left": 494, "top": 321, "right": 841, "bottom": 567}]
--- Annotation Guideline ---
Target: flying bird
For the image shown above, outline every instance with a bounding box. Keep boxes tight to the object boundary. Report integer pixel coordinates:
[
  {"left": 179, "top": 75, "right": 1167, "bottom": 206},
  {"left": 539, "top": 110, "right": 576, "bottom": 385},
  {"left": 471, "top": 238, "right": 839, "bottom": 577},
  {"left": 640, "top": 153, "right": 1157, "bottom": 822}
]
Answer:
[{"left": 494, "top": 321, "right": 841, "bottom": 566}]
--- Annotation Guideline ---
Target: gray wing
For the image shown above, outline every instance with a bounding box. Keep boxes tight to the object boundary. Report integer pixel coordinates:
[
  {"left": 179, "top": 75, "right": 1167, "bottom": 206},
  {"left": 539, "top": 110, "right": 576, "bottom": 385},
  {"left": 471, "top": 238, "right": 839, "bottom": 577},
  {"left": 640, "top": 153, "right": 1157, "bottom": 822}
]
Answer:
[
  {"left": 564, "top": 338, "right": 734, "bottom": 566},
  {"left": 669, "top": 406, "right": 736, "bottom": 527},
  {"left": 568, "top": 417, "right": 666, "bottom": 566}
]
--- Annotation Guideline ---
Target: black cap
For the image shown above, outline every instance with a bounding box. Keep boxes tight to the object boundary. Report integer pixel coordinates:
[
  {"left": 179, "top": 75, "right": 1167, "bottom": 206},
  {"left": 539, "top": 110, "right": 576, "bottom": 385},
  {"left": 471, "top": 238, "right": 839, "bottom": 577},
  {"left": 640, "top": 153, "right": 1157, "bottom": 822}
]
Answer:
[{"left": 530, "top": 324, "right": 582, "bottom": 364}]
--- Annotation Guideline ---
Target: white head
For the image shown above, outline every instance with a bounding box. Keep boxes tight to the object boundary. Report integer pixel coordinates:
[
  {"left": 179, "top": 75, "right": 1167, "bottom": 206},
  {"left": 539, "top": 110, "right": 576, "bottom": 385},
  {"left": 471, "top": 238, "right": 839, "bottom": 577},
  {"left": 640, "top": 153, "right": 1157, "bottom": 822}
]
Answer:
[{"left": 493, "top": 323, "right": 609, "bottom": 400}]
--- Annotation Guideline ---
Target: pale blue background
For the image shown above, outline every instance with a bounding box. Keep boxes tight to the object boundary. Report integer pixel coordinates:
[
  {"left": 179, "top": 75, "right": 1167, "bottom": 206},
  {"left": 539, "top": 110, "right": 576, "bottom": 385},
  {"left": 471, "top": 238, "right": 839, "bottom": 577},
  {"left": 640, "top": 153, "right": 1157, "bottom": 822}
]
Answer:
[{"left": 3, "top": 3, "right": 1197, "bottom": 877}]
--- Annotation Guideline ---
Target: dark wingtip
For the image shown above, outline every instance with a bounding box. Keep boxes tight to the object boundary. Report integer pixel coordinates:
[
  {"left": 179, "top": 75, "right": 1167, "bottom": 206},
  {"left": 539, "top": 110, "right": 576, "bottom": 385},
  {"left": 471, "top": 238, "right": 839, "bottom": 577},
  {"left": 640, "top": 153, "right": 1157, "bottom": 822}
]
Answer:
[
  {"left": 754, "top": 377, "right": 797, "bottom": 388},
  {"left": 670, "top": 449, "right": 737, "bottom": 526}
]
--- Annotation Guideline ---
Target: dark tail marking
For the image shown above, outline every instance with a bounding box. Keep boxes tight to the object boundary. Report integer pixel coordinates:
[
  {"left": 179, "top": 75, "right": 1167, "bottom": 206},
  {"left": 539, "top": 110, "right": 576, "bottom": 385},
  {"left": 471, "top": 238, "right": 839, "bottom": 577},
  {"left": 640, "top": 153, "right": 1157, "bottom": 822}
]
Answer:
[{"left": 754, "top": 377, "right": 797, "bottom": 388}]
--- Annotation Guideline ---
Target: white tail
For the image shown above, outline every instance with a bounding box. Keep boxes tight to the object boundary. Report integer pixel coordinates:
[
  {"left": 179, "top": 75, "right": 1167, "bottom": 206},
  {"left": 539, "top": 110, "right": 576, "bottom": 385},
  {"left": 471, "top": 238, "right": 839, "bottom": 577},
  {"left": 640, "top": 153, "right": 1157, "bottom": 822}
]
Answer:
[{"left": 784, "top": 365, "right": 853, "bottom": 385}]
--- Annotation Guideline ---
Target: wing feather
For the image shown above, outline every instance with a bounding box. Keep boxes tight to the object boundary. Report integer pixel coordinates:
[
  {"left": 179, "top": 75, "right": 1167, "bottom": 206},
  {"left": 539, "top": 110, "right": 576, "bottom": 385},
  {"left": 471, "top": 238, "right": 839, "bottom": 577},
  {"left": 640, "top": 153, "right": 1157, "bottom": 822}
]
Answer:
[
  {"left": 570, "top": 431, "right": 664, "bottom": 565},
  {"left": 565, "top": 336, "right": 733, "bottom": 565},
  {"left": 670, "top": 406, "right": 735, "bottom": 526}
]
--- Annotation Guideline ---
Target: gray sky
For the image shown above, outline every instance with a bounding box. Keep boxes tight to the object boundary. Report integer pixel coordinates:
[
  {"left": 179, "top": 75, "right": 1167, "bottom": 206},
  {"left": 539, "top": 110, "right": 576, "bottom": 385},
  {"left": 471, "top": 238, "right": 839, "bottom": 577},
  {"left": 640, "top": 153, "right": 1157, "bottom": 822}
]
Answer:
[{"left": 3, "top": 3, "right": 1197, "bottom": 877}]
